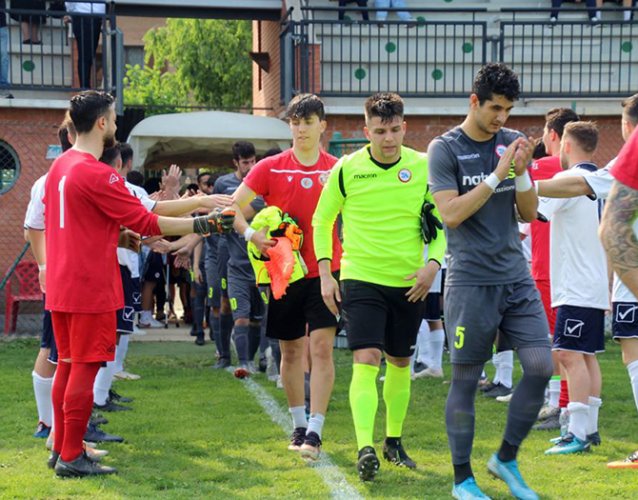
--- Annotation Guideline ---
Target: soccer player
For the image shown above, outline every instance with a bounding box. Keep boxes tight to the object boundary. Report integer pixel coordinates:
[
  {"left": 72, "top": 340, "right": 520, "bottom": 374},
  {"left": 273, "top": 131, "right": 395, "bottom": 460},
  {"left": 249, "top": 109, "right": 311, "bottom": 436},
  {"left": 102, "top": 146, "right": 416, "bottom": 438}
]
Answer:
[
  {"left": 313, "top": 92, "right": 445, "bottom": 480},
  {"left": 44, "top": 90, "right": 235, "bottom": 478},
  {"left": 231, "top": 94, "right": 342, "bottom": 460},
  {"left": 428, "top": 63, "right": 553, "bottom": 499},
  {"left": 531, "top": 108, "right": 580, "bottom": 432},
  {"left": 213, "top": 141, "right": 265, "bottom": 377},
  {"left": 536, "top": 122, "right": 607, "bottom": 455}
]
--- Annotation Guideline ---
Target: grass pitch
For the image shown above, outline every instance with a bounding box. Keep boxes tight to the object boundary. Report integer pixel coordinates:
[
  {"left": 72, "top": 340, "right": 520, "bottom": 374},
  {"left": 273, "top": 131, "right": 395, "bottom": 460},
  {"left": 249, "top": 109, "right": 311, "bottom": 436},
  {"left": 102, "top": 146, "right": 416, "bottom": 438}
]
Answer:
[{"left": 0, "top": 338, "right": 636, "bottom": 499}]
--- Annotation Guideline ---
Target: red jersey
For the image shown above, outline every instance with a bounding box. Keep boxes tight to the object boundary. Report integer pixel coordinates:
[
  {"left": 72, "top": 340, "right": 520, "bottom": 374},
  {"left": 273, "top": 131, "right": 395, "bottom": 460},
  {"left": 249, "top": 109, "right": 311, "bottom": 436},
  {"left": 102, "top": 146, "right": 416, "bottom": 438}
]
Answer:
[
  {"left": 529, "top": 155, "right": 562, "bottom": 281},
  {"left": 44, "top": 149, "right": 161, "bottom": 313},
  {"left": 611, "top": 126, "right": 638, "bottom": 189},
  {"left": 243, "top": 148, "right": 342, "bottom": 278}
]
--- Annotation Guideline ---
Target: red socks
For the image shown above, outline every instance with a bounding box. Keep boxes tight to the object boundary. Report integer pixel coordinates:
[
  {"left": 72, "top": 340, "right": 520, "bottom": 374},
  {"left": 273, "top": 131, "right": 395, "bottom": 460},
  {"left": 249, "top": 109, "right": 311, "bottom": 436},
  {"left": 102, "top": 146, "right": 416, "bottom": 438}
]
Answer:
[
  {"left": 51, "top": 361, "right": 71, "bottom": 454},
  {"left": 559, "top": 378, "right": 570, "bottom": 408}
]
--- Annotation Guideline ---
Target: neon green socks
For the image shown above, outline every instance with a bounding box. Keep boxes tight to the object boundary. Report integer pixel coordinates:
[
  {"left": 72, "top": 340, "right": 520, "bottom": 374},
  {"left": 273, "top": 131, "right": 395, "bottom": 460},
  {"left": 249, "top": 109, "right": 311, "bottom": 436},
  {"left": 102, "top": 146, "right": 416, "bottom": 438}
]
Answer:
[
  {"left": 383, "top": 362, "right": 411, "bottom": 438},
  {"left": 349, "top": 363, "right": 379, "bottom": 450}
]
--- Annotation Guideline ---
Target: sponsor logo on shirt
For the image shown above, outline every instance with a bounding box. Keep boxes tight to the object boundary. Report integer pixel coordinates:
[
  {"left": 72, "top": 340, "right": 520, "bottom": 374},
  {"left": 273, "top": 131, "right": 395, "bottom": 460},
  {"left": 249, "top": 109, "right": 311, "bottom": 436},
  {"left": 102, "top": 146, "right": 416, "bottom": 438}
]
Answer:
[
  {"left": 495, "top": 144, "right": 507, "bottom": 158},
  {"left": 353, "top": 173, "right": 377, "bottom": 180},
  {"left": 398, "top": 169, "right": 412, "bottom": 183},
  {"left": 462, "top": 172, "right": 491, "bottom": 186},
  {"left": 457, "top": 153, "right": 480, "bottom": 161},
  {"left": 318, "top": 172, "right": 329, "bottom": 186},
  {"left": 301, "top": 177, "right": 313, "bottom": 189}
]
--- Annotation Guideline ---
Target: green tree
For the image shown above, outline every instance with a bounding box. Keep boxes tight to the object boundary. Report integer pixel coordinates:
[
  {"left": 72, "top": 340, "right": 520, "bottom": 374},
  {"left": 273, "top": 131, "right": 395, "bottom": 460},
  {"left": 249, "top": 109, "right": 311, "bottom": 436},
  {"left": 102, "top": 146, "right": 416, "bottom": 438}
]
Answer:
[{"left": 124, "top": 19, "right": 252, "bottom": 112}]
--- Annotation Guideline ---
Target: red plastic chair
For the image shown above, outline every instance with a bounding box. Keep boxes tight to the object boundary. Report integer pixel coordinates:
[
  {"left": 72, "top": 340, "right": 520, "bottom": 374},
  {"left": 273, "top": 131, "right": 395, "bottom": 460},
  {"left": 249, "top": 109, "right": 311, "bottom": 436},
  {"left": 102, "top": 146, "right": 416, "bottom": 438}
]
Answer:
[{"left": 4, "top": 261, "right": 43, "bottom": 334}]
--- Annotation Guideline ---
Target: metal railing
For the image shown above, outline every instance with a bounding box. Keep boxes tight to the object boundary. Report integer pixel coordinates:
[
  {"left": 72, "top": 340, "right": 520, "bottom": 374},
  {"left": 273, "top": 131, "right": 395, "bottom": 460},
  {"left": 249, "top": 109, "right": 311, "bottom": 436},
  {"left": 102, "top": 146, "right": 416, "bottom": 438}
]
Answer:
[
  {"left": 287, "top": 7, "right": 638, "bottom": 99},
  {"left": 0, "top": 2, "right": 121, "bottom": 98}
]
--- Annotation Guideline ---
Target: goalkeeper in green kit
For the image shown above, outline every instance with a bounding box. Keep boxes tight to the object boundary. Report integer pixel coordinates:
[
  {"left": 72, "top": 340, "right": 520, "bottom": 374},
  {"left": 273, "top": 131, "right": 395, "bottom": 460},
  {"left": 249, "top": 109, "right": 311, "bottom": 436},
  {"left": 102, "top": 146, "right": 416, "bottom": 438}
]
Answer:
[{"left": 312, "top": 92, "right": 445, "bottom": 481}]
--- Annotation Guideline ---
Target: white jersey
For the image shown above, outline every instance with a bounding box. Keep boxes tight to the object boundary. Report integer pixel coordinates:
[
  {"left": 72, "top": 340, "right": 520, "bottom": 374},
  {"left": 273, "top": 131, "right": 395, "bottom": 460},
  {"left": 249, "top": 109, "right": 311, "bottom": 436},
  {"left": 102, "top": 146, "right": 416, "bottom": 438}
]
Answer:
[
  {"left": 518, "top": 222, "right": 532, "bottom": 264},
  {"left": 538, "top": 164, "right": 609, "bottom": 310},
  {"left": 582, "top": 157, "right": 638, "bottom": 304},
  {"left": 116, "top": 181, "right": 154, "bottom": 278},
  {"left": 24, "top": 174, "right": 47, "bottom": 230}
]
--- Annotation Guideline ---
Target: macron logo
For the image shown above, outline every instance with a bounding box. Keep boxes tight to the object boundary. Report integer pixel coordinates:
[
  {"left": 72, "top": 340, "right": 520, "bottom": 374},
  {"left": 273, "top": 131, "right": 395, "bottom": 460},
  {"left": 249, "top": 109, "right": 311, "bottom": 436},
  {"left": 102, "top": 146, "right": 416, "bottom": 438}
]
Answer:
[
  {"left": 353, "top": 173, "right": 377, "bottom": 180},
  {"left": 109, "top": 173, "right": 119, "bottom": 184},
  {"left": 457, "top": 153, "right": 480, "bottom": 161},
  {"left": 462, "top": 173, "right": 490, "bottom": 187}
]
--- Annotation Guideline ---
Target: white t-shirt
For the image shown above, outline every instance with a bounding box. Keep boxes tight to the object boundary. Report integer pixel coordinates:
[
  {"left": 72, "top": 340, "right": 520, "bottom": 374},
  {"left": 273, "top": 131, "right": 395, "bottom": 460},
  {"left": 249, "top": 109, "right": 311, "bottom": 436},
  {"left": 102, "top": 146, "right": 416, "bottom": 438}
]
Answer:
[
  {"left": 582, "top": 157, "right": 638, "bottom": 304},
  {"left": 116, "top": 181, "right": 154, "bottom": 278},
  {"left": 538, "top": 165, "right": 609, "bottom": 310},
  {"left": 65, "top": 2, "right": 106, "bottom": 14},
  {"left": 24, "top": 174, "right": 47, "bottom": 230}
]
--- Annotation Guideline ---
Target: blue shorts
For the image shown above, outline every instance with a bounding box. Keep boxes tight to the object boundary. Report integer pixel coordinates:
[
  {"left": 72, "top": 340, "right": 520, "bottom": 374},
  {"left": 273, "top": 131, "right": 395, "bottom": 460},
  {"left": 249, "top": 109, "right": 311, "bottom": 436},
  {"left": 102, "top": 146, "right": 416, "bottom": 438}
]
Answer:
[
  {"left": 40, "top": 308, "right": 58, "bottom": 364},
  {"left": 116, "top": 265, "right": 136, "bottom": 335},
  {"left": 612, "top": 302, "right": 638, "bottom": 341},
  {"left": 553, "top": 305, "right": 605, "bottom": 354}
]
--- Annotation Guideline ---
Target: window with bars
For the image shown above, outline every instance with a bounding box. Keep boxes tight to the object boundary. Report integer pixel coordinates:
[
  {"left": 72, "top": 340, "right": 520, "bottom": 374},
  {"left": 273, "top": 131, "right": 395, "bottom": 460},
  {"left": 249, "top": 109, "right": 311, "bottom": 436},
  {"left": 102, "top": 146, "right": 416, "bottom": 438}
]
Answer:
[{"left": 0, "top": 141, "right": 20, "bottom": 195}]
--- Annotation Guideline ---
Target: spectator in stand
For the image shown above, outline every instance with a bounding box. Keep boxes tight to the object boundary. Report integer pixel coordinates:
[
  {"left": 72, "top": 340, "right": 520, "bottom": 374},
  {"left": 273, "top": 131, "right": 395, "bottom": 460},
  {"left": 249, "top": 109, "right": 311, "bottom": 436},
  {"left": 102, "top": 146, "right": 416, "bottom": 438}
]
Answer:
[
  {"left": 0, "top": 7, "right": 12, "bottom": 98},
  {"left": 337, "top": 0, "right": 369, "bottom": 21},
  {"left": 550, "top": 0, "right": 600, "bottom": 23},
  {"left": 375, "top": 0, "right": 413, "bottom": 24},
  {"left": 64, "top": 2, "right": 105, "bottom": 88},
  {"left": 10, "top": 0, "right": 45, "bottom": 44}
]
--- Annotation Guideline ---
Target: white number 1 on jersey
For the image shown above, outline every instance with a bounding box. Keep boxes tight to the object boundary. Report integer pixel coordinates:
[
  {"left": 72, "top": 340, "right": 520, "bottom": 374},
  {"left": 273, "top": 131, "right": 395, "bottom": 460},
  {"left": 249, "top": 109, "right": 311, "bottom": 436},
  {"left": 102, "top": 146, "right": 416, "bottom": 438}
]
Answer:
[{"left": 58, "top": 176, "right": 66, "bottom": 228}]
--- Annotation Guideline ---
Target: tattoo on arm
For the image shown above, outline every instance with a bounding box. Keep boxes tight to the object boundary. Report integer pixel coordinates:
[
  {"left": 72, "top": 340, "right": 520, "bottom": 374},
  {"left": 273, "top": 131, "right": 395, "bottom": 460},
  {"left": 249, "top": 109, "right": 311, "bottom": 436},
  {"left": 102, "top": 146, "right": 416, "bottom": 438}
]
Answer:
[{"left": 601, "top": 181, "right": 638, "bottom": 278}]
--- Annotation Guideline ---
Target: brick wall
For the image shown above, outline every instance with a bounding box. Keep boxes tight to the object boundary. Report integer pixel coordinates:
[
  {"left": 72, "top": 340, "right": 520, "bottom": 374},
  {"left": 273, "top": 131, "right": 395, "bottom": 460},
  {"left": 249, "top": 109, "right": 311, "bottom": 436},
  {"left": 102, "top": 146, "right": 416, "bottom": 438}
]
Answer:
[
  {"left": 252, "top": 20, "right": 284, "bottom": 117},
  {"left": 0, "top": 108, "right": 65, "bottom": 276},
  {"left": 324, "top": 114, "right": 625, "bottom": 168}
]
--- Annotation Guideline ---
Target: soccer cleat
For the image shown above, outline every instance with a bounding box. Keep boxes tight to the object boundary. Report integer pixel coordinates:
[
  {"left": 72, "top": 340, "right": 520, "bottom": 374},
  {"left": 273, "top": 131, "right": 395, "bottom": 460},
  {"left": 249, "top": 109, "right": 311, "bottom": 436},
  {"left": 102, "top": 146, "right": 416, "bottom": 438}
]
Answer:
[
  {"left": 54, "top": 452, "right": 117, "bottom": 477},
  {"left": 258, "top": 355, "right": 268, "bottom": 373},
  {"left": 412, "top": 367, "right": 444, "bottom": 380},
  {"left": 537, "top": 404, "right": 560, "bottom": 422},
  {"left": 94, "top": 400, "right": 132, "bottom": 412},
  {"left": 412, "top": 360, "right": 428, "bottom": 377},
  {"left": 357, "top": 446, "right": 380, "bottom": 481},
  {"left": 84, "top": 443, "right": 108, "bottom": 461},
  {"left": 84, "top": 423, "right": 124, "bottom": 443},
  {"left": 288, "top": 427, "right": 307, "bottom": 451},
  {"left": 495, "top": 393, "right": 513, "bottom": 403},
  {"left": 195, "top": 335, "right": 205, "bottom": 346},
  {"left": 299, "top": 431, "right": 322, "bottom": 462},
  {"left": 33, "top": 421, "right": 51, "bottom": 438},
  {"left": 545, "top": 432, "right": 591, "bottom": 455},
  {"left": 452, "top": 477, "right": 491, "bottom": 499},
  {"left": 487, "top": 453, "right": 539, "bottom": 500},
  {"left": 212, "top": 358, "right": 231, "bottom": 370},
  {"left": 234, "top": 364, "right": 251, "bottom": 379},
  {"left": 109, "top": 389, "right": 133, "bottom": 403},
  {"left": 114, "top": 370, "right": 141, "bottom": 381},
  {"left": 383, "top": 438, "right": 416, "bottom": 469},
  {"left": 607, "top": 450, "right": 638, "bottom": 469},
  {"left": 138, "top": 317, "right": 164, "bottom": 328},
  {"left": 533, "top": 413, "right": 560, "bottom": 431},
  {"left": 587, "top": 431, "right": 601, "bottom": 446},
  {"left": 483, "top": 383, "right": 513, "bottom": 398},
  {"left": 478, "top": 380, "right": 495, "bottom": 392}
]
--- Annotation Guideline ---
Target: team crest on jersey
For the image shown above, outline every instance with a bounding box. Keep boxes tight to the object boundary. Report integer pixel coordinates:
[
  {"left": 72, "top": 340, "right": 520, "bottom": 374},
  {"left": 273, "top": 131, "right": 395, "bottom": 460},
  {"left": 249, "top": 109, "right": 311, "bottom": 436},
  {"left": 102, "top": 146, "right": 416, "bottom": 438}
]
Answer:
[
  {"left": 301, "top": 177, "right": 313, "bottom": 189},
  {"left": 318, "top": 172, "right": 329, "bottom": 186},
  {"left": 398, "top": 168, "right": 412, "bottom": 183},
  {"left": 495, "top": 144, "right": 507, "bottom": 158},
  {"left": 109, "top": 173, "right": 119, "bottom": 184}
]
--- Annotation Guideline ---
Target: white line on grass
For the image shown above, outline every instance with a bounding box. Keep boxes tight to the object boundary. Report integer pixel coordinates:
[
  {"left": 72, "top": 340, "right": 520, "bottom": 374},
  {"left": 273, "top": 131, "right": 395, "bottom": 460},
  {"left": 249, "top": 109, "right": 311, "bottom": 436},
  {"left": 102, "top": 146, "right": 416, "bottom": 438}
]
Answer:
[{"left": 244, "top": 378, "right": 363, "bottom": 500}]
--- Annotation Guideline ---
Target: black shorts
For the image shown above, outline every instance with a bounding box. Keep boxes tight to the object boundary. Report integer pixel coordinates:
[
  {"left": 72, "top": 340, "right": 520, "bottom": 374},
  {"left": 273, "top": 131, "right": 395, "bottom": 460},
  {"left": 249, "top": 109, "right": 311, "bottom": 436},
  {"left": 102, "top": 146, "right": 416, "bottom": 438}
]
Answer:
[
  {"left": 116, "top": 265, "right": 136, "bottom": 335},
  {"left": 423, "top": 292, "right": 441, "bottom": 321},
  {"left": 40, "top": 308, "right": 58, "bottom": 364},
  {"left": 553, "top": 305, "right": 605, "bottom": 354},
  {"left": 612, "top": 302, "right": 638, "bottom": 341},
  {"left": 341, "top": 279, "right": 424, "bottom": 358},
  {"left": 267, "top": 275, "right": 338, "bottom": 341},
  {"left": 143, "top": 252, "right": 164, "bottom": 283}
]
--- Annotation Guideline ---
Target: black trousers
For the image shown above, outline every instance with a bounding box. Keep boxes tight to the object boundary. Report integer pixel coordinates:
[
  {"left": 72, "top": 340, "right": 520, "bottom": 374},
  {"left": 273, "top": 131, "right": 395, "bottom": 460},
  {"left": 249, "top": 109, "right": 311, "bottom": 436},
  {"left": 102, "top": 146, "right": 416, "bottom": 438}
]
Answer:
[{"left": 72, "top": 16, "right": 102, "bottom": 88}]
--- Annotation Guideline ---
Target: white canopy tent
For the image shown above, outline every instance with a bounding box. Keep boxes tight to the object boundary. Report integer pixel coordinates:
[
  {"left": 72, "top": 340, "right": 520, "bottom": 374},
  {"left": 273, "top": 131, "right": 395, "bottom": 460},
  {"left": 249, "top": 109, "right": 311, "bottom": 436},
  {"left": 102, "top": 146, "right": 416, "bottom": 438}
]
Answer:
[{"left": 127, "top": 111, "right": 292, "bottom": 169}]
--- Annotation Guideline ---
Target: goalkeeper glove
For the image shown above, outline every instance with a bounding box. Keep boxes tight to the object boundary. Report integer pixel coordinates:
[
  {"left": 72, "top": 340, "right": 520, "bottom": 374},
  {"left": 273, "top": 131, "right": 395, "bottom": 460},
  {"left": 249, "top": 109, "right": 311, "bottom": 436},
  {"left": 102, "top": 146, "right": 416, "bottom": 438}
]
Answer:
[
  {"left": 420, "top": 202, "right": 443, "bottom": 244},
  {"left": 193, "top": 208, "right": 236, "bottom": 235}
]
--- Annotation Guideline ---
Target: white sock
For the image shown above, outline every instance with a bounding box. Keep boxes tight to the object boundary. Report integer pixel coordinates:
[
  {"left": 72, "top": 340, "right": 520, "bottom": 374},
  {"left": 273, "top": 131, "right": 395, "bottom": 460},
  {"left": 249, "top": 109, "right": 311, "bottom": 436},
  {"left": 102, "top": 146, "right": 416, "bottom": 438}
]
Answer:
[
  {"left": 289, "top": 406, "right": 308, "bottom": 429},
  {"left": 625, "top": 9, "right": 632, "bottom": 21},
  {"left": 93, "top": 362, "right": 116, "bottom": 406},
  {"left": 428, "top": 329, "right": 445, "bottom": 370},
  {"left": 567, "top": 402, "right": 589, "bottom": 441},
  {"left": 32, "top": 371, "right": 53, "bottom": 426},
  {"left": 627, "top": 359, "right": 638, "bottom": 413},
  {"left": 491, "top": 352, "right": 500, "bottom": 385},
  {"left": 595, "top": 10, "right": 602, "bottom": 19},
  {"left": 416, "top": 320, "right": 430, "bottom": 365},
  {"left": 115, "top": 335, "right": 130, "bottom": 374},
  {"left": 548, "top": 376, "right": 561, "bottom": 408},
  {"left": 306, "top": 413, "right": 325, "bottom": 439},
  {"left": 587, "top": 396, "right": 602, "bottom": 435},
  {"left": 140, "top": 310, "right": 153, "bottom": 324}
]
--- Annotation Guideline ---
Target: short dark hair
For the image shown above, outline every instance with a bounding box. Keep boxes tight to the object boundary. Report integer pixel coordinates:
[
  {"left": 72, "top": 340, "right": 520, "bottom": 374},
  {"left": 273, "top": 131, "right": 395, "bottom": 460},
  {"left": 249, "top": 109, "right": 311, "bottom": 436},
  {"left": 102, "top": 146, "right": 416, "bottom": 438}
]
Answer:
[
  {"left": 262, "top": 147, "right": 282, "bottom": 159},
  {"left": 69, "top": 90, "right": 115, "bottom": 134},
  {"left": 532, "top": 137, "right": 547, "bottom": 160},
  {"left": 100, "top": 143, "right": 121, "bottom": 167},
  {"left": 564, "top": 121, "right": 598, "bottom": 154},
  {"left": 364, "top": 92, "right": 404, "bottom": 124},
  {"left": 206, "top": 172, "right": 222, "bottom": 187},
  {"left": 119, "top": 142, "right": 133, "bottom": 165},
  {"left": 144, "top": 177, "right": 161, "bottom": 194},
  {"left": 126, "top": 170, "right": 145, "bottom": 187},
  {"left": 58, "top": 112, "right": 76, "bottom": 152},
  {"left": 285, "top": 94, "right": 326, "bottom": 121},
  {"left": 232, "top": 141, "right": 256, "bottom": 161},
  {"left": 197, "top": 172, "right": 211, "bottom": 184},
  {"left": 545, "top": 108, "right": 580, "bottom": 138},
  {"left": 622, "top": 93, "right": 638, "bottom": 126},
  {"left": 473, "top": 63, "right": 520, "bottom": 104}
]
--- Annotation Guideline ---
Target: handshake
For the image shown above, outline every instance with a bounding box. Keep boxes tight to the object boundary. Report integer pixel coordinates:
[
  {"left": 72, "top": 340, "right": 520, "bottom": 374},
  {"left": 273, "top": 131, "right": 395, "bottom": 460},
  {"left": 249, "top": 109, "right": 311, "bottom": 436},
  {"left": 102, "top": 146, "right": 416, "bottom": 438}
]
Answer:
[{"left": 193, "top": 207, "right": 236, "bottom": 236}]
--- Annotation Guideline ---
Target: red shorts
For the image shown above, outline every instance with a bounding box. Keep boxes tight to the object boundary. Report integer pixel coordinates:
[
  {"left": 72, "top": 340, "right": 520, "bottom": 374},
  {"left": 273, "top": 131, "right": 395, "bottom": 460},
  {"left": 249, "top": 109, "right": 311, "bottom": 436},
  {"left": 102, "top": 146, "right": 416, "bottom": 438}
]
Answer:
[
  {"left": 534, "top": 279, "right": 556, "bottom": 335},
  {"left": 51, "top": 311, "right": 117, "bottom": 363}
]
